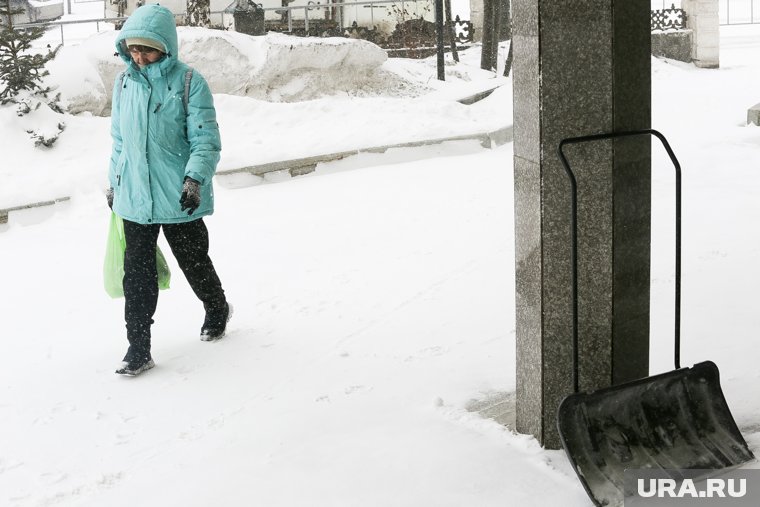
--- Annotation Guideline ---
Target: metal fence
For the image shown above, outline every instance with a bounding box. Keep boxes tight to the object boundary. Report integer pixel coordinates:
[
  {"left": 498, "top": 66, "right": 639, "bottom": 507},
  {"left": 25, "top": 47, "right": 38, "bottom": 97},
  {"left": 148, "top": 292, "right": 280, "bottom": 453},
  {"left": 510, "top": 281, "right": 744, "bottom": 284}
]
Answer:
[
  {"left": 219, "top": 0, "right": 433, "bottom": 36},
  {"left": 17, "top": 0, "right": 473, "bottom": 50},
  {"left": 651, "top": 3, "right": 686, "bottom": 31},
  {"left": 224, "top": 0, "right": 472, "bottom": 43},
  {"left": 651, "top": 0, "right": 681, "bottom": 8},
  {"left": 720, "top": 0, "right": 760, "bottom": 24},
  {"left": 16, "top": 16, "right": 123, "bottom": 46},
  {"left": 651, "top": 0, "right": 760, "bottom": 28}
]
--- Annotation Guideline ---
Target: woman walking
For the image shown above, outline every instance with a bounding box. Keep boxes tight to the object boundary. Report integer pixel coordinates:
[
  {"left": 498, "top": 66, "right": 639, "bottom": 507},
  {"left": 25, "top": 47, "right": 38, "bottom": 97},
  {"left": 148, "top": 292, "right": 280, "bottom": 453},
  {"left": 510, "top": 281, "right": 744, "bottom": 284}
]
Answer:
[{"left": 108, "top": 4, "right": 230, "bottom": 376}]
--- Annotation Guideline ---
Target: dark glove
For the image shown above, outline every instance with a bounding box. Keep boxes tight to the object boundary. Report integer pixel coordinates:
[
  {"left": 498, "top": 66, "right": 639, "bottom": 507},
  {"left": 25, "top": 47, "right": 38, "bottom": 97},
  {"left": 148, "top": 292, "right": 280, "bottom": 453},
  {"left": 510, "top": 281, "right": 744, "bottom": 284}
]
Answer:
[
  {"left": 106, "top": 187, "right": 114, "bottom": 209},
  {"left": 179, "top": 177, "right": 201, "bottom": 215}
]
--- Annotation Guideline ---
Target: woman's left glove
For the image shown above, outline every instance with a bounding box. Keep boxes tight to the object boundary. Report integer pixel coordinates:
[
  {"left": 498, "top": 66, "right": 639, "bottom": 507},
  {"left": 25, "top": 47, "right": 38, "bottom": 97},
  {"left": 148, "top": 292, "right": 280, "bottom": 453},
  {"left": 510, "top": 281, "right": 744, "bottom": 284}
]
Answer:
[{"left": 179, "top": 177, "right": 201, "bottom": 215}]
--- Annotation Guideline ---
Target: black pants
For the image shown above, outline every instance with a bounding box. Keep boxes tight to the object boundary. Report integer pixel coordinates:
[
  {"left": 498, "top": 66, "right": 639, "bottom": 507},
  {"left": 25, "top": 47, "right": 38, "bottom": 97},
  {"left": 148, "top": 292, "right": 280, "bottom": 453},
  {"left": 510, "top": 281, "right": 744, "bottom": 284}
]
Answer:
[{"left": 123, "top": 218, "right": 226, "bottom": 353}]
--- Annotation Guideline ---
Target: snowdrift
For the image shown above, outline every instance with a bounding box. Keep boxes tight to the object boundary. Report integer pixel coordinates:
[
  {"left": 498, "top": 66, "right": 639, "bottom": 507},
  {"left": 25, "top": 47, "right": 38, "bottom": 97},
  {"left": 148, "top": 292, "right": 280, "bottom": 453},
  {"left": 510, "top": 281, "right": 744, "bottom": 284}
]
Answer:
[{"left": 45, "top": 28, "right": 422, "bottom": 115}]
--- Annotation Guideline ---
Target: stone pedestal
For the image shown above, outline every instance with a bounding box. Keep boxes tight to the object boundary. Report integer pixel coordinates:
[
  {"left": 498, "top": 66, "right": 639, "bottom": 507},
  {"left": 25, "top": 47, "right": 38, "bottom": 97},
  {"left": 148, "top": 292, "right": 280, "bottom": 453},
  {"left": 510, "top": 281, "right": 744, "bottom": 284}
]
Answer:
[
  {"left": 748, "top": 102, "right": 760, "bottom": 126},
  {"left": 683, "top": 0, "right": 720, "bottom": 68},
  {"left": 651, "top": 29, "right": 693, "bottom": 63},
  {"left": 470, "top": 1, "right": 484, "bottom": 43},
  {"left": 512, "top": 0, "right": 652, "bottom": 449}
]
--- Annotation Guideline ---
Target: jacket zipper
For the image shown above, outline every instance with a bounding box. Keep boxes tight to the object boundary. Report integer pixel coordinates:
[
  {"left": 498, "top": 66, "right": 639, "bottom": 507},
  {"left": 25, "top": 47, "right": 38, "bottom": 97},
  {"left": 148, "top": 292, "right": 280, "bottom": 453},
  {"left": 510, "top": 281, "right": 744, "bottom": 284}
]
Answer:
[{"left": 145, "top": 80, "right": 154, "bottom": 222}]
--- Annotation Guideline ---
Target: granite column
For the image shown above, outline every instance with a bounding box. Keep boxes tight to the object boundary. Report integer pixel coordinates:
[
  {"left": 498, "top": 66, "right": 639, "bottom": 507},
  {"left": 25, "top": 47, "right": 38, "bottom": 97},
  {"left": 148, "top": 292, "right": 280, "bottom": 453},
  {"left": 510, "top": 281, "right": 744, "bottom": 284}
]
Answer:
[{"left": 512, "top": 0, "right": 652, "bottom": 448}]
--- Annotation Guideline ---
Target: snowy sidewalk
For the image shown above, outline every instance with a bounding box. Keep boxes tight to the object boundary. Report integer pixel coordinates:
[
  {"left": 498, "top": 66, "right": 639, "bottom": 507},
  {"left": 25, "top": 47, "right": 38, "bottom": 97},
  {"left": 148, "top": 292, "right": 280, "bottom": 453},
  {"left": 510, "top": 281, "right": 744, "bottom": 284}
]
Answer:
[
  {"left": 2, "top": 20, "right": 760, "bottom": 507},
  {"left": 0, "top": 119, "right": 512, "bottom": 224}
]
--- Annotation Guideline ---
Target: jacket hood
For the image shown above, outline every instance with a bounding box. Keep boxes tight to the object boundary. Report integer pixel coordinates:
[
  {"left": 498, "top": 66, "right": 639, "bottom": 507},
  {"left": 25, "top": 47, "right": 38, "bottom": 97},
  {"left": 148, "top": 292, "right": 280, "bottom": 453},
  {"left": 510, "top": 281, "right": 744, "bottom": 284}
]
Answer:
[{"left": 115, "top": 4, "right": 178, "bottom": 69}]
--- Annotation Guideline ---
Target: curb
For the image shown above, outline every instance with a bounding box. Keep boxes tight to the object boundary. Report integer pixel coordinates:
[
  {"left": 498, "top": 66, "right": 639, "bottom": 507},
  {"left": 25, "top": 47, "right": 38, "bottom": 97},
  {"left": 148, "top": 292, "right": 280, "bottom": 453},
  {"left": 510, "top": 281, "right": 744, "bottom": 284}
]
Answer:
[
  {"left": 456, "top": 85, "right": 502, "bottom": 105},
  {"left": 0, "top": 197, "right": 70, "bottom": 225},
  {"left": 217, "top": 125, "right": 513, "bottom": 180},
  {"left": 2, "top": 125, "right": 512, "bottom": 225}
]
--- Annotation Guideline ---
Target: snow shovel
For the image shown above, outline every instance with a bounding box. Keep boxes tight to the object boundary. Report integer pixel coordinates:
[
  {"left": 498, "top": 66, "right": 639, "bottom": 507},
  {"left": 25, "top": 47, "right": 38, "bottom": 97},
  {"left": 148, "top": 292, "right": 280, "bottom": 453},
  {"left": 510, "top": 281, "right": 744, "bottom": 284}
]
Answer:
[{"left": 555, "top": 129, "right": 755, "bottom": 507}]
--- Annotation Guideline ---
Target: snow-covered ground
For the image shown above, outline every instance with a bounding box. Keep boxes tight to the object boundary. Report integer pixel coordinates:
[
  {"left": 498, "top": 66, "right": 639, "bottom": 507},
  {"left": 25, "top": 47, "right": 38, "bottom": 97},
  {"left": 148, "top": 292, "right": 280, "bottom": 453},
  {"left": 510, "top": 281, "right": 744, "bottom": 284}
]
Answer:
[
  {"left": 1, "top": 8, "right": 510, "bottom": 209},
  {"left": 1, "top": 6, "right": 759, "bottom": 506}
]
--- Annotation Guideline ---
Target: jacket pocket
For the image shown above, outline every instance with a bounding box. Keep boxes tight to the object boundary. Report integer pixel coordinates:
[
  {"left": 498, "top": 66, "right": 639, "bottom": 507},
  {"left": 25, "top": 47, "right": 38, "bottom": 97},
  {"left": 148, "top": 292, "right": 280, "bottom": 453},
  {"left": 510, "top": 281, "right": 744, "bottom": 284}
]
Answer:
[{"left": 155, "top": 93, "right": 189, "bottom": 153}]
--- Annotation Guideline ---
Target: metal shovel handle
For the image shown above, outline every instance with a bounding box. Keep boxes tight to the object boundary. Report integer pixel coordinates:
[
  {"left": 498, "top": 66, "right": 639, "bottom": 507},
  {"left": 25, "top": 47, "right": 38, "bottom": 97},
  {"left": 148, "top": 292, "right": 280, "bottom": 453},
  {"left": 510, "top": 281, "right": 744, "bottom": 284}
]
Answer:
[{"left": 557, "top": 129, "right": 682, "bottom": 393}]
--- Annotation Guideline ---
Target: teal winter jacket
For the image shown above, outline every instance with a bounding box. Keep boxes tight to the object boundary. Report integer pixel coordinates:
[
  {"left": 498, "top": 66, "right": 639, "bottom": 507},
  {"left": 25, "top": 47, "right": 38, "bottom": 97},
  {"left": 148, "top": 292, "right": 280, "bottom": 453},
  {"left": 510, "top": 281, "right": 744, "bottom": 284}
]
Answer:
[{"left": 109, "top": 4, "right": 221, "bottom": 224}]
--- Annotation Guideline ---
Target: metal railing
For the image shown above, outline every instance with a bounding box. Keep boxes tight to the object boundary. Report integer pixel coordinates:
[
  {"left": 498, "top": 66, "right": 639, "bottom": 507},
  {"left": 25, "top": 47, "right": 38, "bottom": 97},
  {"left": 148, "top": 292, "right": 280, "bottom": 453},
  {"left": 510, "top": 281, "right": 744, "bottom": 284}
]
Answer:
[
  {"left": 720, "top": 0, "right": 760, "bottom": 25},
  {"left": 651, "top": 0, "right": 681, "bottom": 8},
  {"left": 224, "top": 0, "right": 473, "bottom": 49},
  {"left": 651, "top": 3, "right": 686, "bottom": 31},
  {"left": 652, "top": 0, "right": 760, "bottom": 26},
  {"left": 221, "top": 0, "right": 435, "bottom": 35},
  {"left": 16, "top": 16, "right": 125, "bottom": 45},
  {"left": 15, "top": 0, "right": 465, "bottom": 48}
]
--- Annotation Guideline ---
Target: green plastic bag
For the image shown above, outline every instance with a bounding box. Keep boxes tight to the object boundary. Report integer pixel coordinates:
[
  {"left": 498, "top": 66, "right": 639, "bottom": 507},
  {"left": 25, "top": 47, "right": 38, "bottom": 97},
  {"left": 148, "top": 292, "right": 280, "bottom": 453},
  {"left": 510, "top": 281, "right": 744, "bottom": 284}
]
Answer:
[{"left": 103, "top": 212, "right": 171, "bottom": 298}]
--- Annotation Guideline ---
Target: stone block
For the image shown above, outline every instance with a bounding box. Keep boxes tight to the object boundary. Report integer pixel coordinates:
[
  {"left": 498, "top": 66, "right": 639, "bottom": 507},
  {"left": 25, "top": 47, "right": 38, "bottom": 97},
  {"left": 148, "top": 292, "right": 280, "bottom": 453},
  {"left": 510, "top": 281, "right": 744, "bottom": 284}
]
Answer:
[
  {"left": 748, "top": 103, "right": 760, "bottom": 126},
  {"left": 651, "top": 30, "right": 693, "bottom": 62}
]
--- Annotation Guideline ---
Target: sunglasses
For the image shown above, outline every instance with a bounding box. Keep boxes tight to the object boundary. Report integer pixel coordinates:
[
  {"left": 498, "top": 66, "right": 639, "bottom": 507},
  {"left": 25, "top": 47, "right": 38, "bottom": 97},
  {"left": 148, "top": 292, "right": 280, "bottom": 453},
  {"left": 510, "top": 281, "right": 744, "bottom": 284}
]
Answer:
[{"left": 128, "top": 45, "right": 161, "bottom": 56}]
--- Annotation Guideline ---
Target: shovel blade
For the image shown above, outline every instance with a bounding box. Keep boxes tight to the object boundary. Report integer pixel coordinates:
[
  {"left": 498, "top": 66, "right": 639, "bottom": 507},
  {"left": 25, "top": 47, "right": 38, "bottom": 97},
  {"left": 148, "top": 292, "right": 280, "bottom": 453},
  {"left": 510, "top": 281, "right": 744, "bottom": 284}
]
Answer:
[{"left": 557, "top": 361, "right": 754, "bottom": 506}]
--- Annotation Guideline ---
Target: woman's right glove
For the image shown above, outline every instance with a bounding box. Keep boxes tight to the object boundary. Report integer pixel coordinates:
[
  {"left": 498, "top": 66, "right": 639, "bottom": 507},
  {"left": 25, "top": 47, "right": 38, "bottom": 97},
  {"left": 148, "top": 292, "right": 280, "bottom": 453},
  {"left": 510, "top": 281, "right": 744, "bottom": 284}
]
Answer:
[{"left": 106, "top": 187, "right": 114, "bottom": 209}]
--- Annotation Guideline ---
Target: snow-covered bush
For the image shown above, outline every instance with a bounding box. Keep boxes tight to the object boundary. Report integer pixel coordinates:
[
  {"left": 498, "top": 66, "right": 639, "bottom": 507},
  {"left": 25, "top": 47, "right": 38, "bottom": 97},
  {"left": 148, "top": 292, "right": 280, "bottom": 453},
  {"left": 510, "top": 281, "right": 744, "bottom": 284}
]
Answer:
[{"left": 0, "top": 0, "right": 57, "bottom": 102}]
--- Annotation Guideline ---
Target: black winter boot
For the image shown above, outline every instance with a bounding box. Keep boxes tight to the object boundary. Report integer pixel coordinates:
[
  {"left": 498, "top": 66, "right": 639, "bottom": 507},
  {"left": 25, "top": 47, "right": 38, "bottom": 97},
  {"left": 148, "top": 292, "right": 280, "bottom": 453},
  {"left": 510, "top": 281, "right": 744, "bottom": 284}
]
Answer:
[
  {"left": 200, "top": 302, "right": 232, "bottom": 342},
  {"left": 116, "top": 344, "right": 155, "bottom": 376}
]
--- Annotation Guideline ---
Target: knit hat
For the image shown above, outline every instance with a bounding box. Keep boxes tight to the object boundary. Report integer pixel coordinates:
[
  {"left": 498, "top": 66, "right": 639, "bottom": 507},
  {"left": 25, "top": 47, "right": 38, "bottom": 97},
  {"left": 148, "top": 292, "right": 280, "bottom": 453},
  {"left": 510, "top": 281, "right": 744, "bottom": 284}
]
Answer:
[{"left": 125, "top": 37, "right": 165, "bottom": 53}]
